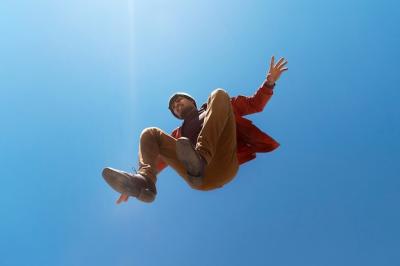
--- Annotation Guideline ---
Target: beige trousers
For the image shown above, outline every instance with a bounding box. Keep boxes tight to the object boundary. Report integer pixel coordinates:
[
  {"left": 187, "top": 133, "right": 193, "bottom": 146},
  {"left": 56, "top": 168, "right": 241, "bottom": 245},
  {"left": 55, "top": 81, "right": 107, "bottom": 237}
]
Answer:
[{"left": 137, "top": 89, "right": 239, "bottom": 190}]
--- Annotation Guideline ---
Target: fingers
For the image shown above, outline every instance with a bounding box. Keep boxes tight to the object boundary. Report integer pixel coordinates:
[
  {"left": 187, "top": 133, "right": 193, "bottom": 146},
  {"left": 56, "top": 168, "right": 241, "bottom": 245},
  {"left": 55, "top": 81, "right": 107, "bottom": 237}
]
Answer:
[
  {"left": 268, "top": 56, "right": 288, "bottom": 81},
  {"left": 277, "top": 60, "right": 288, "bottom": 69},
  {"left": 275, "top": 57, "right": 288, "bottom": 74},
  {"left": 276, "top": 57, "right": 288, "bottom": 69},
  {"left": 275, "top": 57, "right": 285, "bottom": 68},
  {"left": 280, "top": 67, "right": 288, "bottom": 72},
  {"left": 270, "top": 56, "right": 275, "bottom": 70},
  {"left": 116, "top": 193, "right": 129, "bottom": 204},
  {"left": 269, "top": 56, "right": 288, "bottom": 70}
]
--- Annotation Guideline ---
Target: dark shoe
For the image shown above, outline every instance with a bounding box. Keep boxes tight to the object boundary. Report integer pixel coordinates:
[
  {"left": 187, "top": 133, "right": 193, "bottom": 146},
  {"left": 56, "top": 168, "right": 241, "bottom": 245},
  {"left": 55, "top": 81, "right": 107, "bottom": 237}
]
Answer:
[
  {"left": 176, "top": 137, "right": 206, "bottom": 180},
  {"left": 102, "top": 167, "right": 157, "bottom": 203}
]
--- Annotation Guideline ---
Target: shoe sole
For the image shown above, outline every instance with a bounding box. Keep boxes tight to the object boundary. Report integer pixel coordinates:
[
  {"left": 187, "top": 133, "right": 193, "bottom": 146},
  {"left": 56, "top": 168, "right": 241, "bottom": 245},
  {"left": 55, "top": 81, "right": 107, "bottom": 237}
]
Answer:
[
  {"left": 102, "top": 167, "right": 139, "bottom": 196},
  {"left": 176, "top": 138, "right": 203, "bottom": 177},
  {"left": 102, "top": 167, "right": 157, "bottom": 202}
]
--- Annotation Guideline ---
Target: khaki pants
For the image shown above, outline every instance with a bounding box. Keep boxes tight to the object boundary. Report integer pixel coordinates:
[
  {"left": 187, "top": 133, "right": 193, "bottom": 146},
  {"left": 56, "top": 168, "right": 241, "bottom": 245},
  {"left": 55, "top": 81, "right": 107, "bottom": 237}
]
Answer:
[{"left": 137, "top": 89, "right": 239, "bottom": 190}]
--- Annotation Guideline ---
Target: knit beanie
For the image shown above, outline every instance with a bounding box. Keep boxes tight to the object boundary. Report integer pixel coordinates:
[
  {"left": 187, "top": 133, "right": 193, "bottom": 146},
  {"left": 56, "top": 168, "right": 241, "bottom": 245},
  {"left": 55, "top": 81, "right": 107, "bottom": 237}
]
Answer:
[{"left": 168, "top": 92, "right": 197, "bottom": 119}]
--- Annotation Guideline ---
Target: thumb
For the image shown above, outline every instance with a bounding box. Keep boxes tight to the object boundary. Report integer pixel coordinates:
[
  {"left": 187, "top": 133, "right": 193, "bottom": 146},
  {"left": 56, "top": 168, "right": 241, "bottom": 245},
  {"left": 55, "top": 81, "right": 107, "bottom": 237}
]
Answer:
[{"left": 116, "top": 193, "right": 129, "bottom": 204}]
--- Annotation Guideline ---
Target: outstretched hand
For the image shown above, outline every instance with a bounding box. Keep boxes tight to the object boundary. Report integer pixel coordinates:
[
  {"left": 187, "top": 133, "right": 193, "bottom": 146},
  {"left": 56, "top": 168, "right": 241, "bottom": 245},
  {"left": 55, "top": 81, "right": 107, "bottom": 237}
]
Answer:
[
  {"left": 266, "top": 56, "right": 288, "bottom": 85},
  {"left": 116, "top": 193, "right": 129, "bottom": 204}
]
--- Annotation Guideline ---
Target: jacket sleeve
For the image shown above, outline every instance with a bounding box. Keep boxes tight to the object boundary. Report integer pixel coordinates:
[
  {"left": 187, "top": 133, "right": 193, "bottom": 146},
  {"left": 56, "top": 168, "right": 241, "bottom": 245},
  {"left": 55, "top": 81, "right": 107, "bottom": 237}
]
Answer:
[
  {"left": 231, "top": 81, "right": 275, "bottom": 116},
  {"left": 155, "top": 156, "right": 167, "bottom": 173},
  {"left": 155, "top": 127, "right": 180, "bottom": 173}
]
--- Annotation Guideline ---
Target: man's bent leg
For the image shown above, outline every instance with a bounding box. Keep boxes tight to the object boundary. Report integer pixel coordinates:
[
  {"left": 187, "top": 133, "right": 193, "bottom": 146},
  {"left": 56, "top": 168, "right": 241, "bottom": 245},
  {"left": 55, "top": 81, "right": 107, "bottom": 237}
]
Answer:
[
  {"left": 196, "top": 89, "right": 235, "bottom": 163},
  {"left": 203, "top": 108, "right": 238, "bottom": 189},
  {"left": 194, "top": 89, "right": 239, "bottom": 190},
  {"left": 138, "top": 127, "right": 191, "bottom": 184}
]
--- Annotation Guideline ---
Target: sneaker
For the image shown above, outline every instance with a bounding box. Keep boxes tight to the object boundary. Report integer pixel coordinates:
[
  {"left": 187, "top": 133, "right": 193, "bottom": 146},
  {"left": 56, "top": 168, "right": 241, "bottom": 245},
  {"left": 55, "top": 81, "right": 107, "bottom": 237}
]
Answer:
[
  {"left": 176, "top": 137, "right": 206, "bottom": 179},
  {"left": 102, "top": 167, "right": 157, "bottom": 203}
]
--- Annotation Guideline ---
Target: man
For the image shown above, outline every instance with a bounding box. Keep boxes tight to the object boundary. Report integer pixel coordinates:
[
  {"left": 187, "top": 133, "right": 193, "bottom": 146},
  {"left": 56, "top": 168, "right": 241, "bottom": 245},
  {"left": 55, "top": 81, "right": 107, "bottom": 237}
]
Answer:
[{"left": 102, "top": 56, "right": 288, "bottom": 204}]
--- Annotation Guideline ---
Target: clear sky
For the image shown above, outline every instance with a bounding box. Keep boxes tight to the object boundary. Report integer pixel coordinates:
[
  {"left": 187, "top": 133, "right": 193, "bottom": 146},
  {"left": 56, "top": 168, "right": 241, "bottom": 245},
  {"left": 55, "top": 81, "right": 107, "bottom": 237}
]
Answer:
[{"left": 1, "top": 0, "right": 399, "bottom": 265}]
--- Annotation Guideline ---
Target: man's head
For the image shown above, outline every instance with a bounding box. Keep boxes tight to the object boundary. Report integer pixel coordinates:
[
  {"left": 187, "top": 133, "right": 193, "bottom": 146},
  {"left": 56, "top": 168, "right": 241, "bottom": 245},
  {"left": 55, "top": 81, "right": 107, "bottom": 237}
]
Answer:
[{"left": 168, "top": 92, "right": 197, "bottom": 119}]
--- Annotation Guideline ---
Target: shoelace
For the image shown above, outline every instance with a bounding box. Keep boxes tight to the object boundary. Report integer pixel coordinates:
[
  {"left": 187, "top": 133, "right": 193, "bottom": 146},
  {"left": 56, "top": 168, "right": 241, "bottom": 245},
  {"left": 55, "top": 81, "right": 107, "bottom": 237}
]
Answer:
[
  {"left": 131, "top": 166, "right": 138, "bottom": 175},
  {"left": 131, "top": 166, "right": 157, "bottom": 194}
]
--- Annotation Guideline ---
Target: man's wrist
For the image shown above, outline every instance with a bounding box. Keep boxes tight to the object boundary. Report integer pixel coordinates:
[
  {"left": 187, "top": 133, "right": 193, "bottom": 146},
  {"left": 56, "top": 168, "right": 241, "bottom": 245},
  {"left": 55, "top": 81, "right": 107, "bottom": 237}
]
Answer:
[{"left": 264, "top": 79, "right": 275, "bottom": 87}]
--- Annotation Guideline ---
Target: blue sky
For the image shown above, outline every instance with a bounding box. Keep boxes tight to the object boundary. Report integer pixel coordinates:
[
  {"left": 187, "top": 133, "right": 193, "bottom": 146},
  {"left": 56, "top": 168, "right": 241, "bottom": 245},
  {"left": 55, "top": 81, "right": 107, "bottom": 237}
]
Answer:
[{"left": 1, "top": 0, "right": 399, "bottom": 265}]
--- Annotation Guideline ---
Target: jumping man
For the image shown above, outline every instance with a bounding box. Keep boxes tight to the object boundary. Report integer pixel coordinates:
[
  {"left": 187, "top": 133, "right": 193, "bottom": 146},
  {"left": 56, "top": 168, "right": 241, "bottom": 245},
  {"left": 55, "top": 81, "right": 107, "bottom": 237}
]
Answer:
[{"left": 102, "top": 56, "right": 288, "bottom": 204}]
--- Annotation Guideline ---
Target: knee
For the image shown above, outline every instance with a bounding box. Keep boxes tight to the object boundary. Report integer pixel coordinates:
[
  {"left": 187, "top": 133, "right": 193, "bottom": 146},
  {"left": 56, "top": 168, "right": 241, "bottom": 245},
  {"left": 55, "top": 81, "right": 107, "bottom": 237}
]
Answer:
[
  {"left": 140, "top": 127, "right": 161, "bottom": 138},
  {"left": 211, "top": 88, "right": 230, "bottom": 102}
]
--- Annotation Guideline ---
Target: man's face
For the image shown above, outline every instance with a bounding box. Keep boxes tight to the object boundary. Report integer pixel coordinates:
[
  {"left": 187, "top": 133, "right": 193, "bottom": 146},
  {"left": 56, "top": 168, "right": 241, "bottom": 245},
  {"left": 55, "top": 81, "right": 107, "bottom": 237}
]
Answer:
[{"left": 172, "top": 96, "right": 196, "bottom": 119}]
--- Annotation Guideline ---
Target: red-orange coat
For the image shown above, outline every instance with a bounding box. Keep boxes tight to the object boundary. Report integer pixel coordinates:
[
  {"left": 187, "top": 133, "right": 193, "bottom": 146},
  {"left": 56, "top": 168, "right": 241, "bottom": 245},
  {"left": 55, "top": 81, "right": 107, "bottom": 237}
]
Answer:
[{"left": 156, "top": 83, "right": 280, "bottom": 173}]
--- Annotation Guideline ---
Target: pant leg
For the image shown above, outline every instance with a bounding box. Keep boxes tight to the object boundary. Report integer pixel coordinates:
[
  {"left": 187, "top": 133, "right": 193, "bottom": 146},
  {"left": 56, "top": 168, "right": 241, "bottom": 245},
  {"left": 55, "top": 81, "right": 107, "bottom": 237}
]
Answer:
[
  {"left": 137, "top": 127, "right": 191, "bottom": 184},
  {"left": 194, "top": 89, "right": 239, "bottom": 190}
]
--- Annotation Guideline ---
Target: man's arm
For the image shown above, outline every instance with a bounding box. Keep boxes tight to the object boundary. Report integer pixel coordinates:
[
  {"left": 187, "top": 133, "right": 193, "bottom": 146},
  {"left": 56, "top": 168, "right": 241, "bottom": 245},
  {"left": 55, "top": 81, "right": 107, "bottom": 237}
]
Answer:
[
  {"left": 231, "top": 81, "right": 275, "bottom": 116},
  {"left": 231, "top": 56, "right": 288, "bottom": 116}
]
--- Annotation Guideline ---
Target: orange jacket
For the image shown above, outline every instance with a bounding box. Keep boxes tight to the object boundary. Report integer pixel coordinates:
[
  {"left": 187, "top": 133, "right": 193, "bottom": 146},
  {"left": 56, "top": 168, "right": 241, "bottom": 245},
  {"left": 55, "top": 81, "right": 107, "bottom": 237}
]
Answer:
[{"left": 156, "top": 82, "right": 280, "bottom": 172}]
